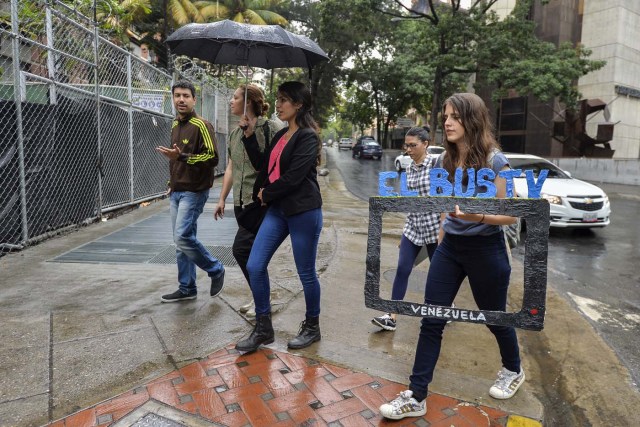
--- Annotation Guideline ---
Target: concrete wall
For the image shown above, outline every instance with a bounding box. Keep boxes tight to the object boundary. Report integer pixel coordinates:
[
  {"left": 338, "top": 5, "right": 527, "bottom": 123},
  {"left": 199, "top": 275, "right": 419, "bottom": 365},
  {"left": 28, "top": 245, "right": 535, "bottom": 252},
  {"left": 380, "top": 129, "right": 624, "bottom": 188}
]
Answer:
[
  {"left": 578, "top": 0, "right": 640, "bottom": 159},
  {"left": 553, "top": 158, "right": 640, "bottom": 185},
  {"left": 491, "top": 0, "right": 517, "bottom": 19}
]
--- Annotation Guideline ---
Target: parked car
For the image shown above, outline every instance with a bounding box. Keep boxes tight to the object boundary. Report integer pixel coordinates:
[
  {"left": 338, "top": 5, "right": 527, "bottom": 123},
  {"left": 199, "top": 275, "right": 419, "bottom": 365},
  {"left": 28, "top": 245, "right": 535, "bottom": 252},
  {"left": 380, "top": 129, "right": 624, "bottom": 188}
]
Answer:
[
  {"left": 506, "top": 153, "right": 611, "bottom": 229},
  {"left": 354, "top": 135, "right": 376, "bottom": 151},
  {"left": 352, "top": 138, "right": 383, "bottom": 160},
  {"left": 338, "top": 137, "right": 353, "bottom": 150},
  {"left": 394, "top": 146, "right": 445, "bottom": 171}
]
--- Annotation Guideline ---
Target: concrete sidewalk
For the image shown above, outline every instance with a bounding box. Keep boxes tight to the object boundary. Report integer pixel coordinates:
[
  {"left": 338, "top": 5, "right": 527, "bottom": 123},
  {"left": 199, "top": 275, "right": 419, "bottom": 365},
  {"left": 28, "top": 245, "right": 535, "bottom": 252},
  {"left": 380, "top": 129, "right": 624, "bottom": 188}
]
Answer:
[{"left": 1, "top": 155, "right": 638, "bottom": 426}]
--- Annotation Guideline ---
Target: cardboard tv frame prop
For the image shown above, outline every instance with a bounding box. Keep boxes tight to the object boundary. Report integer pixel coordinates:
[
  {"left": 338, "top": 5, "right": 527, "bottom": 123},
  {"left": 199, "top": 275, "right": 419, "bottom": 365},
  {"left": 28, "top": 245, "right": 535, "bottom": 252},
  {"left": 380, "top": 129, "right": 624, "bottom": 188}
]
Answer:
[{"left": 364, "top": 196, "right": 550, "bottom": 331}]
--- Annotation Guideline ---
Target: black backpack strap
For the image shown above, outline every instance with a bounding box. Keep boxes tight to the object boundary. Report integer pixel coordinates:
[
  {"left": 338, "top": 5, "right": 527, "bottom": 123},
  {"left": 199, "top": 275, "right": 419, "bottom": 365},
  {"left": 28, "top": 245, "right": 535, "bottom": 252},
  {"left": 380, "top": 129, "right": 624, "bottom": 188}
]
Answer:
[{"left": 262, "top": 120, "right": 271, "bottom": 151}]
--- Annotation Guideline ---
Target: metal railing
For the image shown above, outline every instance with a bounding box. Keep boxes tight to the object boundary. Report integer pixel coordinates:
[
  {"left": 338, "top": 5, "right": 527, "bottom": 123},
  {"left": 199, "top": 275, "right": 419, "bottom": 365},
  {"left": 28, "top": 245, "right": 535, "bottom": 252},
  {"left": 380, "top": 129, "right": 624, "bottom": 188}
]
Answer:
[{"left": 0, "top": 0, "right": 231, "bottom": 251}]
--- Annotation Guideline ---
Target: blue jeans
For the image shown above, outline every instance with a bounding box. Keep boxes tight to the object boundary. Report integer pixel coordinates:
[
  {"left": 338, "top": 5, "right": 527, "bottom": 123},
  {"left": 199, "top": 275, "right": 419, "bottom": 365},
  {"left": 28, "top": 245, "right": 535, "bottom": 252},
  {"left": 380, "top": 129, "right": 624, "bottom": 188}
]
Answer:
[
  {"left": 391, "top": 235, "right": 437, "bottom": 301},
  {"left": 408, "top": 232, "right": 520, "bottom": 402},
  {"left": 170, "top": 190, "right": 224, "bottom": 295},
  {"left": 247, "top": 205, "right": 323, "bottom": 317}
]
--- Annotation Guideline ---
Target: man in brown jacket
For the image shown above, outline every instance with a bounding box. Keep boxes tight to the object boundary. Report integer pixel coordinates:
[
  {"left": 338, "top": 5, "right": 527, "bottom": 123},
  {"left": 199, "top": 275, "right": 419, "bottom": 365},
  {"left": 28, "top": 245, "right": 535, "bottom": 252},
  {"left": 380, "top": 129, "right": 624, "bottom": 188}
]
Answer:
[{"left": 156, "top": 80, "right": 225, "bottom": 302}]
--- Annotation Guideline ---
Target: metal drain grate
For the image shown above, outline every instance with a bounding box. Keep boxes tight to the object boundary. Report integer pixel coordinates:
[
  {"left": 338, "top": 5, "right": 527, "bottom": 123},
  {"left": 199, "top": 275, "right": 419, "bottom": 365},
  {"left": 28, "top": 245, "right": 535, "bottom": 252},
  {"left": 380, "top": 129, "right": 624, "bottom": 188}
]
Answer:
[
  {"left": 148, "top": 245, "right": 237, "bottom": 266},
  {"left": 131, "top": 413, "right": 187, "bottom": 427},
  {"left": 111, "top": 400, "right": 222, "bottom": 426}
]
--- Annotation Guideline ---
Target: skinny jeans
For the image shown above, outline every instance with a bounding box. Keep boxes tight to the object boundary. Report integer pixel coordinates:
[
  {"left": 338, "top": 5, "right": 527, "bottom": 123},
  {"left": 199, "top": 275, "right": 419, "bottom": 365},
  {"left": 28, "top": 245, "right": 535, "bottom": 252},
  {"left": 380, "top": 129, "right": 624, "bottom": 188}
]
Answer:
[
  {"left": 247, "top": 204, "right": 322, "bottom": 317},
  {"left": 408, "top": 232, "right": 521, "bottom": 402},
  {"left": 391, "top": 235, "right": 437, "bottom": 301}
]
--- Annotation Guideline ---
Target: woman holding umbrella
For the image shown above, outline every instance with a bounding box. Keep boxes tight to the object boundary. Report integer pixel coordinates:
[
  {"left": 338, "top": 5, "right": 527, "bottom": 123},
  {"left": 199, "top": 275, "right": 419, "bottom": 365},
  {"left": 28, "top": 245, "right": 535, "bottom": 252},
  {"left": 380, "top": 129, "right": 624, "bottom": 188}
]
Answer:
[
  {"left": 214, "top": 84, "right": 282, "bottom": 317},
  {"left": 236, "top": 81, "right": 324, "bottom": 352}
]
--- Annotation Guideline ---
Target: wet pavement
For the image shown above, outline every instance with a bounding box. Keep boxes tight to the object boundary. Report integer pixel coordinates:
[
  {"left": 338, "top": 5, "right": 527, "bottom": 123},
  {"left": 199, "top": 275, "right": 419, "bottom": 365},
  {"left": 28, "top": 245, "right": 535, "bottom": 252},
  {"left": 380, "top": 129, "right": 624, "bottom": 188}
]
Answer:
[
  {"left": 329, "top": 146, "right": 640, "bottom": 390},
  {"left": 1, "top": 149, "right": 639, "bottom": 426}
]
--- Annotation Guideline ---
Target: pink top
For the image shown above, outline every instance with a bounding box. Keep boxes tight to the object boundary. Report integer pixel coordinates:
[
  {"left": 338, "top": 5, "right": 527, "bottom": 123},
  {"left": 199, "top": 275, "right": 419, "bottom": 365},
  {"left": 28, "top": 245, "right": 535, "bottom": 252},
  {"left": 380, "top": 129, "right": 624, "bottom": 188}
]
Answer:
[{"left": 268, "top": 134, "right": 289, "bottom": 183}]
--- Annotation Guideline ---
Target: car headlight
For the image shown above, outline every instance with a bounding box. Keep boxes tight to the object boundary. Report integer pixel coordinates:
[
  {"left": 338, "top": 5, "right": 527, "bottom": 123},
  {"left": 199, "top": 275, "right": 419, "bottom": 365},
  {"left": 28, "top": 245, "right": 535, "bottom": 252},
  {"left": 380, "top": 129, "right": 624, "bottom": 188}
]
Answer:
[{"left": 541, "top": 193, "right": 562, "bottom": 204}]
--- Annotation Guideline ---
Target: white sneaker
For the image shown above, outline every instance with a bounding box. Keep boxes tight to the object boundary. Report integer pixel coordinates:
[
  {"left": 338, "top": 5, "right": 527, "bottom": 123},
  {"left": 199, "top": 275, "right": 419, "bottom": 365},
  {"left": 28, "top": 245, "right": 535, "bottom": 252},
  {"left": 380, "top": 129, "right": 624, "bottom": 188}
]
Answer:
[
  {"left": 239, "top": 301, "right": 254, "bottom": 314},
  {"left": 489, "top": 367, "right": 525, "bottom": 399},
  {"left": 245, "top": 305, "right": 256, "bottom": 318},
  {"left": 379, "top": 390, "right": 426, "bottom": 420},
  {"left": 371, "top": 313, "right": 396, "bottom": 331},
  {"left": 245, "top": 293, "right": 275, "bottom": 318}
]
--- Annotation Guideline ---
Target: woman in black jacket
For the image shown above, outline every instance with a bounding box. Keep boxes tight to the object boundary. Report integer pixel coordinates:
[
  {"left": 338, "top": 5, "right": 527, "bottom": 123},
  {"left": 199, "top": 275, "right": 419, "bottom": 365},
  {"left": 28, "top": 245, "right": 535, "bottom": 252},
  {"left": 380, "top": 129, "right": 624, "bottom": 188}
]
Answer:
[{"left": 235, "top": 81, "right": 323, "bottom": 353}]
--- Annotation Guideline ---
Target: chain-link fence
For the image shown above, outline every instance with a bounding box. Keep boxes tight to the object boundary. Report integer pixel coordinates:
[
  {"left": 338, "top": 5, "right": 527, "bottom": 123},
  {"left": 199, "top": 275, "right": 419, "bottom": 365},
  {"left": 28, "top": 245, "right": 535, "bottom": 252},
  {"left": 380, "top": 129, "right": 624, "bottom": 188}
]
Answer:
[{"left": 0, "top": 0, "right": 231, "bottom": 252}]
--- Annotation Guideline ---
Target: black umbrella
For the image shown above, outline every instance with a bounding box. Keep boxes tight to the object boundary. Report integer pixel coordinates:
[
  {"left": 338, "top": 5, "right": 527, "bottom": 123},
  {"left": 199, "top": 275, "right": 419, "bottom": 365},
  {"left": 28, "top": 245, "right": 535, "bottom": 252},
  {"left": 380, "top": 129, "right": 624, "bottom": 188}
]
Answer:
[
  {"left": 166, "top": 20, "right": 329, "bottom": 115},
  {"left": 166, "top": 20, "right": 329, "bottom": 70}
]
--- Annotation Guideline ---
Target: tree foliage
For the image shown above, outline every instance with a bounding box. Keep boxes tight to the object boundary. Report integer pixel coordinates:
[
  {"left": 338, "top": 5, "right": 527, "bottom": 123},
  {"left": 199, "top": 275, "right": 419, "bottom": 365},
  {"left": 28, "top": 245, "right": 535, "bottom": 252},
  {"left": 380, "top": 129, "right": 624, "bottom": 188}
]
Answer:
[
  {"left": 167, "top": 0, "right": 287, "bottom": 27},
  {"left": 1, "top": 0, "right": 151, "bottom": 43},
  {"left": 369, "top": 0, "right": 605, "bottom": 136}
]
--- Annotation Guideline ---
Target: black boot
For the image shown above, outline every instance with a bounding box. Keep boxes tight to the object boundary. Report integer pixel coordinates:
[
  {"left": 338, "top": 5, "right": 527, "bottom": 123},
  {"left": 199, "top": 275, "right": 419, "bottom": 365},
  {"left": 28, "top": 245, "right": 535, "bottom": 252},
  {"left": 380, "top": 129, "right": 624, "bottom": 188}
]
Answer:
[
  {"left": 235, "top": 313, "right": 274, "bottom": 352},
  {"left": 287, "top": 316, "right": 321, "bottom": 349}
]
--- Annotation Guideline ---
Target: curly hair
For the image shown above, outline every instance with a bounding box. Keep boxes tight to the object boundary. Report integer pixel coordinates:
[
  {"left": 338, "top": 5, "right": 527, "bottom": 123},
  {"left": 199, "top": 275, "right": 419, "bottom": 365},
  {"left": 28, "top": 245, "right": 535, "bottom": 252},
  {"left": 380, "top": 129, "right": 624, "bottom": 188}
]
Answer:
[
  {"left": 441, "top": 93, "right": 500, "bottom": 182},
  {"left": 238, "top": 84, "right": 270, "bottom": 117}
]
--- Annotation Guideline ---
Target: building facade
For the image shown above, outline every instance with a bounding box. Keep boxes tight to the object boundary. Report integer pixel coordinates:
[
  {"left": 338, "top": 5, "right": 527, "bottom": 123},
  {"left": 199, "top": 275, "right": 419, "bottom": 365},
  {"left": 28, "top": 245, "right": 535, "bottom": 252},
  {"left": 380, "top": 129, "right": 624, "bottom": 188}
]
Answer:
[
  {"left": 486, "top": 0, "right": 639, "bottom": 159},
  {"left": 578, "top": 0, "right": 640, "bottom": 158}
]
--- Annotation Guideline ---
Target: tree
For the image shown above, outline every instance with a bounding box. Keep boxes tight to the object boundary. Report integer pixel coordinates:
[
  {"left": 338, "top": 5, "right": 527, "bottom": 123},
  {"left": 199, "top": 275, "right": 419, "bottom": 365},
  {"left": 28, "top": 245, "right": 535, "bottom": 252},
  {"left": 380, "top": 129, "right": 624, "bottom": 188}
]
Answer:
[
  {"left": 1, "top": 0, "right": 152, "bottom": 43},
  {"left": 279, "top": 0, "right": 387, "bottom": 128},
  {"left": 167, "top": 0, "right": 288, "bottom": 26},
  {"left": 341, "top": 85, "right": 375, "bottom": 134},
  {"left": 480, "top": 3, "right": 605, "bottom": 106},
  {"left": 346, "top": 17, "right": 467, "bottom": 145},
  {"left": 372, "top": 0, "right": 605, "bottom": 136}
]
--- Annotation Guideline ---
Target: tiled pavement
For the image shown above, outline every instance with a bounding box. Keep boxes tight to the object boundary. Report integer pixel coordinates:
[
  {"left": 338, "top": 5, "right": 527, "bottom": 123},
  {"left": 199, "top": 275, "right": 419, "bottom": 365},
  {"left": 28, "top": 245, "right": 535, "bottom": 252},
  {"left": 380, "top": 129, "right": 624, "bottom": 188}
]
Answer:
[{"left": 46, "top": 345, "right": 521, "bottom": 427}]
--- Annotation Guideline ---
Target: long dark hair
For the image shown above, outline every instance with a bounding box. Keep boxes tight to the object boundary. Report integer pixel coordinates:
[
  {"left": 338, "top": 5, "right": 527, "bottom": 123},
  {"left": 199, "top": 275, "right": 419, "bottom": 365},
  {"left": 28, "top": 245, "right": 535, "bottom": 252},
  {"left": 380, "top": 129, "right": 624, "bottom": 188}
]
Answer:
[
  {"left": 277, "top": 81, "right": 319, "bottom": 132},
  {"left": 277, "top": 81, "right": 321, "bottom": 161},
  {"left": 441, "top": 93, "right": 500, "bottom": 181}
]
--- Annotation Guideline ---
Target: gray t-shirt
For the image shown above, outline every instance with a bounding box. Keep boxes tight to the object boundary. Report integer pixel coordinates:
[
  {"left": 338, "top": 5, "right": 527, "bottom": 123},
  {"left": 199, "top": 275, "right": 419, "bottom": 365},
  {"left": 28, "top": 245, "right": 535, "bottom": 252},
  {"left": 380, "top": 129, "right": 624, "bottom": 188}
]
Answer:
[{"left": 436, "top": 150, "right": 509, "bottom": 236}]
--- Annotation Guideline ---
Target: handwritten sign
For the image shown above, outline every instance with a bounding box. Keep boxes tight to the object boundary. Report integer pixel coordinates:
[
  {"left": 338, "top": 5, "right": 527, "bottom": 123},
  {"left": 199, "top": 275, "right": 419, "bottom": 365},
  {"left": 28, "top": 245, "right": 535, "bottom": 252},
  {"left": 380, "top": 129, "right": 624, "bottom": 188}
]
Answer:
[{"left": 364, "top": 196, "right": 550, "bottom": 330}]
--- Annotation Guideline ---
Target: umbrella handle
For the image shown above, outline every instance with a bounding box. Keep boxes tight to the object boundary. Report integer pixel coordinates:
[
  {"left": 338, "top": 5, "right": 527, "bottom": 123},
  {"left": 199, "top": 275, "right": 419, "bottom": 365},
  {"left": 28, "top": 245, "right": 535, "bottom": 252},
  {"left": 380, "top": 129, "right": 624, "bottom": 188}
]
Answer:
[
  {"left": 240, "top": 64, "right": 249, "bottom": 130},
  {"left": 243, "top": 64, "right": 249, "bottom": 116}
]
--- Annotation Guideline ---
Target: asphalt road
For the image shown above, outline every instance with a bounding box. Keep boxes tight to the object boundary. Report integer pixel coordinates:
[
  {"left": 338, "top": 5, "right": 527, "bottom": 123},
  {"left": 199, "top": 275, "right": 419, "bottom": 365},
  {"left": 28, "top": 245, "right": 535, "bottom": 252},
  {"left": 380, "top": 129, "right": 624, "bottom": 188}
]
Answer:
[{"left": 325, "top": 145, "right": 640, "bottom": 389}]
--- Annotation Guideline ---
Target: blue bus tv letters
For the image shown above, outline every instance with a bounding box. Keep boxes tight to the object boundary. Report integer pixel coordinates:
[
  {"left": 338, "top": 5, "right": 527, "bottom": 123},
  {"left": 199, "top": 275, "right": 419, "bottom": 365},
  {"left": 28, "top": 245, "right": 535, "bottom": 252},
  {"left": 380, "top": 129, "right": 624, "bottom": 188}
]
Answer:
[{"left": 379, "top": 168, "right": 549, "bottom": 199}]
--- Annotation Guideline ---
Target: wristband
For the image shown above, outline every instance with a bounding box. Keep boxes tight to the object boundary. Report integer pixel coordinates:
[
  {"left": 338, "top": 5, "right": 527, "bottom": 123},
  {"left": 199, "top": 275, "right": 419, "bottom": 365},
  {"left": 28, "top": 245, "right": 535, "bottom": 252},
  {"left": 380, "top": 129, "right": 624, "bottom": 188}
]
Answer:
[{"left": 480, "top": 214, "right": 485, "bottom": 223}]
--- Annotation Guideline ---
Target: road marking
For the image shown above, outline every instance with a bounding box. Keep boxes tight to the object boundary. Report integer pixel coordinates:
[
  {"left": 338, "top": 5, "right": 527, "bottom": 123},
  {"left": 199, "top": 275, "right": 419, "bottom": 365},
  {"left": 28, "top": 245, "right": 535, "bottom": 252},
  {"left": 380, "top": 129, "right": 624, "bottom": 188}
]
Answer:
[{"left": 568, "top": 292, "right": 640, "bottom": 330}]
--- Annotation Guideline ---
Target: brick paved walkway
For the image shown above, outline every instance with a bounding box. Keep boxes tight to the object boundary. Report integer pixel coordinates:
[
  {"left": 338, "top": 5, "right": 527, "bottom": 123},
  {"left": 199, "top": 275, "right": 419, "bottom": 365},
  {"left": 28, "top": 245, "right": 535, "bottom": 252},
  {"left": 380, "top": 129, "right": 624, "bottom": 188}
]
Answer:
[{"left": 45, "top": 344, "right": 521, "bottom": 426}]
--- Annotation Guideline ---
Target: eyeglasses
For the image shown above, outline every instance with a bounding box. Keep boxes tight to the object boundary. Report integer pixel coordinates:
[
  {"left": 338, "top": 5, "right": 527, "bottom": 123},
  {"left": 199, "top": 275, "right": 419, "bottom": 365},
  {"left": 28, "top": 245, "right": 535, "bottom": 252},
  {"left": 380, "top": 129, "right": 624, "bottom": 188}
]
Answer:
[{"left": 403, "top": 143, "right": 419, "bottom": 149}]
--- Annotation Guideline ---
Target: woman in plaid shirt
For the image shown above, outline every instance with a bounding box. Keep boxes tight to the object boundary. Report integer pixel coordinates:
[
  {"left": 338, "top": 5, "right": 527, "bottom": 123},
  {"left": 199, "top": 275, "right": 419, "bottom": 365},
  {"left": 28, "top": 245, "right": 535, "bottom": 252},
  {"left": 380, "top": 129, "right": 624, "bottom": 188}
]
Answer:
[{"left": 372, "top": 127, "right": 440, "bottom": 332}]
